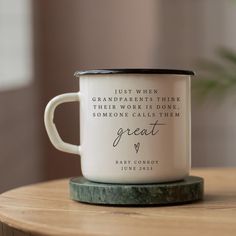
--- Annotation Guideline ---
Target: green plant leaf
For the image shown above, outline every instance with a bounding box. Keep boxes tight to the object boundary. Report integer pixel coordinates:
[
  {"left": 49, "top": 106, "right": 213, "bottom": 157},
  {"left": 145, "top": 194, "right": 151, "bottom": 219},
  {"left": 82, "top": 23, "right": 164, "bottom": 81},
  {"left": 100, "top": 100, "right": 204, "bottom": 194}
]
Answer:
[
  {"left": 193, "top": 47, "right": 236, "bottom": 103},
  {"left": 218, "top": 47, "right": 236, "bottom": 65}
]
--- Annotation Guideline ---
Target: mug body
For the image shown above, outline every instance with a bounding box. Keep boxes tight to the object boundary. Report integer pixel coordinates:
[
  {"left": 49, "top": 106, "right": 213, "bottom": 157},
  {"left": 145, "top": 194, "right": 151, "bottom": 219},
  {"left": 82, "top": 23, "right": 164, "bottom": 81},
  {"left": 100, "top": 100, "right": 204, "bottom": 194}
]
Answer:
[{"left": 78, "top": 69, "right": 192, "bottom": 183}]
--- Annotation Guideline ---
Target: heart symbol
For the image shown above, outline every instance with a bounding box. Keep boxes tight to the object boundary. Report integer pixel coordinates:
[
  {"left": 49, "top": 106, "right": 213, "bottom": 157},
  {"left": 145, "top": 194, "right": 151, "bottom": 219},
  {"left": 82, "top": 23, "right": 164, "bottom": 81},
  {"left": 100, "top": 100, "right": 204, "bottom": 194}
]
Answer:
[{"left": 134, "top": 142, "right": 140, "bottom": 153}]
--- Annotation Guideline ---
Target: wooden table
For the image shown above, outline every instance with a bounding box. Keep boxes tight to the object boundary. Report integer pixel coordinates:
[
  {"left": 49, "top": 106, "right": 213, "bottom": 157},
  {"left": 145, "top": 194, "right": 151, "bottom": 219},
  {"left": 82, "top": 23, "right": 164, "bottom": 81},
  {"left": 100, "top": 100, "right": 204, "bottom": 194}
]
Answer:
[{"left": 0, "top": 168, "right": 236, "bottom": 236}]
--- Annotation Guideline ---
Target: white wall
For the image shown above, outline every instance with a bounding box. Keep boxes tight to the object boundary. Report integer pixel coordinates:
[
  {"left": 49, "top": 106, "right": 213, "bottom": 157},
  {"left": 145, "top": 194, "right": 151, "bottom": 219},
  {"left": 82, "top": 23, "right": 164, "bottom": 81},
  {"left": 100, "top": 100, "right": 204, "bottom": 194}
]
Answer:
[
  {"left": 156, "top": 0, "right": 236, "bottom": 166},
  {"left": 0, "top": 0, "right": 43, "bottom": 193}
]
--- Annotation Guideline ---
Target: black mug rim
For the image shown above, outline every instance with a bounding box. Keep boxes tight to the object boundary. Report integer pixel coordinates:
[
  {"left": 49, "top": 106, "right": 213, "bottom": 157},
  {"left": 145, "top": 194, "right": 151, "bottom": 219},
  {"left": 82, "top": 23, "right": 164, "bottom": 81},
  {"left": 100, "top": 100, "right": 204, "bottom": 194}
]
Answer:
[{"left": 74, "top": 68, "right": 195, "bottom": 77}]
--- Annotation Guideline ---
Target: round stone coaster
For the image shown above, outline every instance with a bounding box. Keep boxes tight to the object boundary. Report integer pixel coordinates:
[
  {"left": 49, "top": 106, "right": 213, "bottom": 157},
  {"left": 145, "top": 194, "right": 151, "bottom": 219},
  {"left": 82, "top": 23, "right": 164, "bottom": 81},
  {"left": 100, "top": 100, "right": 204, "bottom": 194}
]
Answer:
[{"left": 69, "top": 176, "right": 204, "bottom": 206}]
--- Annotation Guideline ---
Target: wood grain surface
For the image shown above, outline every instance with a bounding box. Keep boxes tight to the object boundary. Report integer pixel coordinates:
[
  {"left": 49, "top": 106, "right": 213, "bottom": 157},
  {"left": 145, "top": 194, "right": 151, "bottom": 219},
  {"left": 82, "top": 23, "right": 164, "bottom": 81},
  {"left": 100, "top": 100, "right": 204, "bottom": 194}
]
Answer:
[{"left": 0, "top": 168, "right": 236, "bottom": 236}]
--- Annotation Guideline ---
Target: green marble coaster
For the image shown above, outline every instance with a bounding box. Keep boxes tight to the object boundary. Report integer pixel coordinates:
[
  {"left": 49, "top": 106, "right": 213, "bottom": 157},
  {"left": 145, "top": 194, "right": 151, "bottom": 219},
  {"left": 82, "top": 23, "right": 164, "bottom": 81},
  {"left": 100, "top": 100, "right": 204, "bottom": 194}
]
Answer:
[{"left": 69, "top": 176, "right": 204, "bottom": 206}]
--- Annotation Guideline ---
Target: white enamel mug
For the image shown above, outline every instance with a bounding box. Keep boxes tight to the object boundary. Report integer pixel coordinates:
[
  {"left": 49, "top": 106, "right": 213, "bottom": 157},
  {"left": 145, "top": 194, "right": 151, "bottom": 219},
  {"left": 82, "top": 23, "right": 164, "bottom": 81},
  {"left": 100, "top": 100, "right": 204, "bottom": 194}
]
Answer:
[{"left": 44, "top": 69, "right": 194, "bottom": 184}]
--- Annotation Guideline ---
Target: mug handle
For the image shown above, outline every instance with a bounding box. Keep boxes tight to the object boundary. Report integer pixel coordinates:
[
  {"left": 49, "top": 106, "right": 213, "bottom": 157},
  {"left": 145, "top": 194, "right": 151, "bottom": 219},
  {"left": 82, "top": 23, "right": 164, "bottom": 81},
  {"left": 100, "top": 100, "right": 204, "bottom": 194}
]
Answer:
[{"left": 44, "top": 92, "right": 81, "bottom": 155}]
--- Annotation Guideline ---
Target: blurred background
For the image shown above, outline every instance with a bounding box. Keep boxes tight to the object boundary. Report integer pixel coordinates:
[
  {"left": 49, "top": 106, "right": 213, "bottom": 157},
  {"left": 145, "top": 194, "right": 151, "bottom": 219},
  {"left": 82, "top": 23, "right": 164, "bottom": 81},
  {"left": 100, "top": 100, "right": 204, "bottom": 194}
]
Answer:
[{"left": 1, "top": 0, "right": 236, "bottom": 192}]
